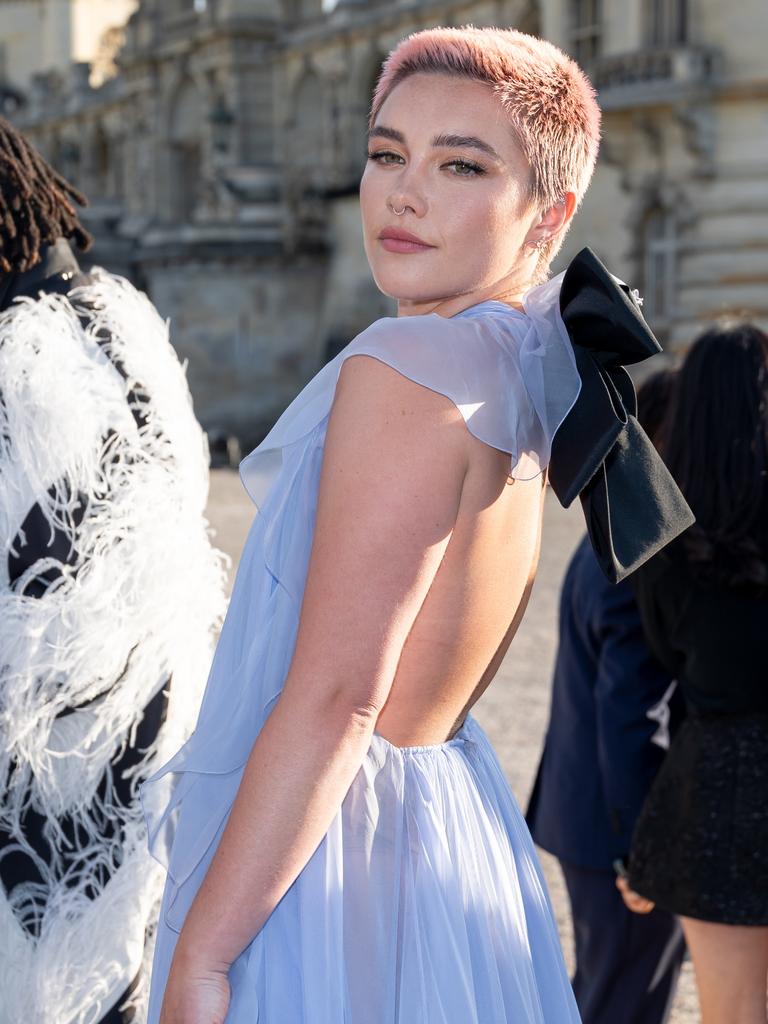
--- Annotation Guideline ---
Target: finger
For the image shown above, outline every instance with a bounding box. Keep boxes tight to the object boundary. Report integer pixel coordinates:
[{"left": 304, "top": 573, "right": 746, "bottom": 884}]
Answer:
[
  {"left": 626, "top": 894, "right": 655, "bottom": 914},
  {"left": 616, "top": 876, "right": 653, "bottom": 909}
]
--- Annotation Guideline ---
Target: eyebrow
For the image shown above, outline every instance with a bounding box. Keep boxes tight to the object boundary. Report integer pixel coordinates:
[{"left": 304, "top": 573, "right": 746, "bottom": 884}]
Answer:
[{"left": 368, "top": 126, "right": 502, "bottom": 162}]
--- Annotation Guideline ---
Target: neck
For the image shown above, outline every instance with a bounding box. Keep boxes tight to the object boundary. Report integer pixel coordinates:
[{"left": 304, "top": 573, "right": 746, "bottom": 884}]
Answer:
[{"left": 396, "top": 262, "right": 540, "bottom": 319}]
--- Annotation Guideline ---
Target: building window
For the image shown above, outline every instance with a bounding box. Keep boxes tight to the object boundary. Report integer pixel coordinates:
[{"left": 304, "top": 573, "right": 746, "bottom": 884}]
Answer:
[
  {"left": 165, "top": 0, "right": 206, "bottom": 14},
  {"left": 285, "top": 0, "right": 324, "bottom": 16},
  {"left": 168, "top": 79, "right": 203, "bottom": 223},
  {"left": 645, "top": 0, "right": 688, "bottom": 47},
  {"left": 292, "top": 70, "right": 328, "bottom": 191},
  {"left": 569, "top": 0, "right": 602, "bottom": 66},
  {"left": 0, "top": 42, "right": 25, "bottom": 116},
  {"left": 642, "top": 208, "right": 678, "bottom": 331}
]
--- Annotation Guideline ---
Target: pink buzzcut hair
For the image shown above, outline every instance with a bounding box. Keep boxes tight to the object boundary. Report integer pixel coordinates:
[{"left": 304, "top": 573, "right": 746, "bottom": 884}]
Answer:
[{"left": 370, "top": 26, "right": 601, "bottom": 274}]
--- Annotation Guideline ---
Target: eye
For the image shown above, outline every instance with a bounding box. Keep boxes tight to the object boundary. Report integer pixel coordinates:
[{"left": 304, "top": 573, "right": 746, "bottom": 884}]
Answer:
[
  {"left": 366, "top": 151, "right": 487, "bottom": 176},
  {"left": 367, "top": 149, "right": 404, "bottom": 165},
  {"left": 444, "top": 159, "right": 486, "bottom": 177}
]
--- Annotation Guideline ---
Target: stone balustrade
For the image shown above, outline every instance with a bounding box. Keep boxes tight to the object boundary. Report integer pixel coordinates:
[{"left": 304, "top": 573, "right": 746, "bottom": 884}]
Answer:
[{"left": 593, "top": 46, "right": 721, "bottom": 109}]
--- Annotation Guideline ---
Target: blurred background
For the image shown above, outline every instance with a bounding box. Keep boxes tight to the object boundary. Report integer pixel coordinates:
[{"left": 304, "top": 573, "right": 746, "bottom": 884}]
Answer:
[{"left": 1, "top": 0, "right": 767, "bottom": 457}]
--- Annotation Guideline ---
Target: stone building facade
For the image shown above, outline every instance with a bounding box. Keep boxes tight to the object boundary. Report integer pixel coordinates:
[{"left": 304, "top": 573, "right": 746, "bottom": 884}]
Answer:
[
  {"left": 2, "top": 0, "right": 767, "bottom": 444},
  {"left": 546, "top": 0, "right": 768, "bottom": 349}
]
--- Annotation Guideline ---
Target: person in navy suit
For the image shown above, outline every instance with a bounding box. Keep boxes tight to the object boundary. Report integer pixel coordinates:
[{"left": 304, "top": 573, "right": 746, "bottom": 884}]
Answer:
[{"left": 526, "top": 370, "right": 686, "bottom": 1024}]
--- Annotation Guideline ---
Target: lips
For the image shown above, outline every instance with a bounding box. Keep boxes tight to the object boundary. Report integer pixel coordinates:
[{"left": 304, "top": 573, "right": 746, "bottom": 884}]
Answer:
[{"left": 378, "top": 227, "right": 436, "bottom": 254}]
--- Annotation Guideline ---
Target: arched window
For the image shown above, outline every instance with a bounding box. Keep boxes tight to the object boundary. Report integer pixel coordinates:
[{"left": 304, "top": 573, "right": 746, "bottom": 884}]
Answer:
[
  {"left": 94, "top": 125, "right": 110, "bottom": 182},
  {"left": 569, "top": 0, "right": 602, "bottom": 65},
  {"left": 645, "top": 0, "right": 688, "bottom": 47},
  {"left": 349, "top": 53, "right": 385, "bottom": 176},
  {"left": 165, "top": 0, "right": 207, "bottom": 14},
  {"left": 292, "top": 70, "right": 328, "bottom": 191},
  {"left": 168, "top": 78, "right": 203, "bottom": 222},
  {"left": 89, "top": 123, "right": 120, "bottom": 200},
  {"left": 364, "top": 56, "right": 384, "bottom": 122},
  {"left": 283, "top": 0, "right": 324, "bottom": 17},
  {"left": 641, "top": 207, "right": 678, "bottom": 333},
  {"left": 58, "top": 137, "right": 81, "bottom": 188}
]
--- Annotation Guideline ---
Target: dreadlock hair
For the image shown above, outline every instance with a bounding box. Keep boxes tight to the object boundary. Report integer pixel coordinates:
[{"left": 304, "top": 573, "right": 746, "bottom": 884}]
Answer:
[{"left": 0, "top": 116, "right": 93, "bottom": 275}]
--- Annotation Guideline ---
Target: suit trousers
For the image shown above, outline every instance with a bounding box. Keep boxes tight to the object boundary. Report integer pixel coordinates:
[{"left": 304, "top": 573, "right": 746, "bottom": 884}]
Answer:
[{"left": 561, "top": 861, "right": 686, "bottom": 1024}]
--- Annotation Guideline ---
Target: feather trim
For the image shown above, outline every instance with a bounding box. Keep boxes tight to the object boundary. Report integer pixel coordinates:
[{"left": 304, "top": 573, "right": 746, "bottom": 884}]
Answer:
[{"left": 0, "top": 271, "right": 228, "bottom": 1023}]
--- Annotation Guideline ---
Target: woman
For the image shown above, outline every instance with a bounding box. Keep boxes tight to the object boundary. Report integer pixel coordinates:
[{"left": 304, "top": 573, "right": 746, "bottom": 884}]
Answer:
[
  {"left": 143, "top": 27, "right": 603, "bottom": 1023},
  {"left": 625, "top": 324, "right": 768, "bottom": 1023}
]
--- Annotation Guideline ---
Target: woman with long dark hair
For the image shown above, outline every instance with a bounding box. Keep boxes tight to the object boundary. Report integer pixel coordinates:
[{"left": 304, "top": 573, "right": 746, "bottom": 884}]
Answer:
[{"left": 626, "top": 323, "right": 768, "bottom": 1023}]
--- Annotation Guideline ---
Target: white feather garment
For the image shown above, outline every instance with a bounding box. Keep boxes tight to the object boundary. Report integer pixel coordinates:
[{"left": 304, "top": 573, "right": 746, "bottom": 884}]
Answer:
[{"left": 0, "top": 271, "right": 228, "bottom": 1022}]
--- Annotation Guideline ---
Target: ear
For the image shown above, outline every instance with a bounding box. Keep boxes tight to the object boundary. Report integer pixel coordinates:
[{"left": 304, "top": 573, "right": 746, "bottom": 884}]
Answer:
[{"left": 526, "top": 191, "right": 577, "bottom": 247}]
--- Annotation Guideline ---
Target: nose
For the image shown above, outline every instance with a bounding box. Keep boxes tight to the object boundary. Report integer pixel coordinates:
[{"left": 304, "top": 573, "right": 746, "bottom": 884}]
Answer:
[{"left": 386, "top": 161, "right": 428, "bottom": 218}]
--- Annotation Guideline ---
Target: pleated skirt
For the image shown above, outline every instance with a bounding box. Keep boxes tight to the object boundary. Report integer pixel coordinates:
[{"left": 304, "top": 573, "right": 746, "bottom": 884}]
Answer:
[{"left": 149, "top": 714, "right": 579, "bottom": 1023}]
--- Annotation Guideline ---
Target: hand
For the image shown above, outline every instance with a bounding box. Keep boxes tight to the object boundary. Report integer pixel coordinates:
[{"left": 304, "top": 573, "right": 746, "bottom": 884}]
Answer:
[
  {"left": 615, "top": 874, "right": 655, "bottom": 914},
  {"left": 159, "top": 955, "right": 231, "bottom": 1024}
]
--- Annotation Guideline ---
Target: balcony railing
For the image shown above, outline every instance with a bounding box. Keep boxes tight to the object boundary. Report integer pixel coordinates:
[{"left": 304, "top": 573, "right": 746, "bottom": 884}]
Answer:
[{"left": 592, "top": 47, "right": 720, "bottom": 110}]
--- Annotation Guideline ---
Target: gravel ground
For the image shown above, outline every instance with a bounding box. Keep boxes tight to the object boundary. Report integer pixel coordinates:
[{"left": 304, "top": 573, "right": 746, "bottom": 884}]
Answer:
[{"left": 207, "top": 469, "right": 700, "bottom": 1023}]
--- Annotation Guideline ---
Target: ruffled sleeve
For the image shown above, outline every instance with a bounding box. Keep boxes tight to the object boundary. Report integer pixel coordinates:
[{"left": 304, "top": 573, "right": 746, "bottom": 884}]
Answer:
[{"left": 240, "top": 278, "right": 580, "bottom": 509}]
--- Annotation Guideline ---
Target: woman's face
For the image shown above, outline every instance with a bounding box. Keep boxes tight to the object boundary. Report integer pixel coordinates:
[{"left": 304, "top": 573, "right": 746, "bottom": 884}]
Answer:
[{"left": 360, "top": 72, "right": 543, "bottom": 317}]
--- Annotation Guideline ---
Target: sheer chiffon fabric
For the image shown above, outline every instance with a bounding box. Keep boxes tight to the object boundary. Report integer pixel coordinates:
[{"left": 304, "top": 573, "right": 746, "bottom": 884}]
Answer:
[{"left": 143, "top": 275, "right": 582, "bottom": 1023}]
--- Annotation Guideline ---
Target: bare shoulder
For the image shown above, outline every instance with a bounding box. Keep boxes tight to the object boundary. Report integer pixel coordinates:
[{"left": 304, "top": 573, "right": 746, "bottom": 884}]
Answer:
[{"left": 329, "top": 352, "right": 472, "bottom": 470}]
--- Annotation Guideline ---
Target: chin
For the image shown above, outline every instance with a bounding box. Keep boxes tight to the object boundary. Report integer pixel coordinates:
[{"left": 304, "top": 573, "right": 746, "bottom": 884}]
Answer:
[{"left": 370, "top": 266, "right": 461, "bottom": 305}]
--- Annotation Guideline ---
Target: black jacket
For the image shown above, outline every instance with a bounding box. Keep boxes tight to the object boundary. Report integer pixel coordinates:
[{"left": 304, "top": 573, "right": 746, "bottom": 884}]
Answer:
[{"left": 527, "top": 536, "right": 683, "bottom": 869}]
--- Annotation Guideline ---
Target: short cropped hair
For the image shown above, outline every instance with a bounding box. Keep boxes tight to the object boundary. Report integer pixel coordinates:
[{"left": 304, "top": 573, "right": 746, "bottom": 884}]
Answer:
[{"left": 370, "top": 26, "right": 601, "bottom": 277}]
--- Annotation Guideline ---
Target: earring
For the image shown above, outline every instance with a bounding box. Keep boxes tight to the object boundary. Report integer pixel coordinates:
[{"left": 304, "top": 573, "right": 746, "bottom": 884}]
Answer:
[{"left": 527, "top": 237, "right": 548, "bottom": 252}]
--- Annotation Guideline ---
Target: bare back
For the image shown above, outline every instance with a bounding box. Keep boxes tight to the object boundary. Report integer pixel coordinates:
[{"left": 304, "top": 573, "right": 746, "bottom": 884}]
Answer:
[
  {"left": 245, "top": 299, "right": 580, "bottom": 754},
  {"left": 375, "top": 435, "right": 546, "bottom": 747}
]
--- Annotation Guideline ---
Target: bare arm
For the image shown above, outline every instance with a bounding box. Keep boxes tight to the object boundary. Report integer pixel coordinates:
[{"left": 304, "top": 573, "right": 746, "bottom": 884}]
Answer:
[{"left": 164, "top": 356, "right": 471, "bottom": 991}]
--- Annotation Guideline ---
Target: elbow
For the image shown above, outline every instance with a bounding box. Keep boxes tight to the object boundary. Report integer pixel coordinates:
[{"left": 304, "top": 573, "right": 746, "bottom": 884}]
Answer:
[
  {"left": 318, "top": 684, "right": 384, "bottom": 731},
  {"left": 282, "top": 672, "right": 386, "bottom": 736}
]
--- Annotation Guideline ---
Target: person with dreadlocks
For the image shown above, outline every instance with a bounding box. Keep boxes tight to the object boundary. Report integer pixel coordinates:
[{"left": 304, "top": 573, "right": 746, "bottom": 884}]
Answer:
[
  {"left": 0, "top": 117, "right": 227, "bottom": 1023},
  {"left": 0, "top": 115, "right": 92, "bottom": 282}
]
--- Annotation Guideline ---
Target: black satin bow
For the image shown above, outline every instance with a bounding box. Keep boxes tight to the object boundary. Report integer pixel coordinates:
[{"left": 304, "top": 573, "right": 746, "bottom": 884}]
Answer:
[{"left": 549, "top": 247, "right": 695, "bottom": 583}]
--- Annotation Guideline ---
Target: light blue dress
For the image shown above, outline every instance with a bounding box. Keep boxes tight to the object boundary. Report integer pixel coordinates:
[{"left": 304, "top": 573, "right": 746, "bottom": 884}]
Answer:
[{"left": 143, "top": 274, "right": 584, "bottom": 1023}]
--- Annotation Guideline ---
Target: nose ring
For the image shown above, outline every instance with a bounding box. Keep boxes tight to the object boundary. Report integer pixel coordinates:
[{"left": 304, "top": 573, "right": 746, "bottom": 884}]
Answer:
[{"left": 389, "top": 202, "right": 407, "bottom": 216}]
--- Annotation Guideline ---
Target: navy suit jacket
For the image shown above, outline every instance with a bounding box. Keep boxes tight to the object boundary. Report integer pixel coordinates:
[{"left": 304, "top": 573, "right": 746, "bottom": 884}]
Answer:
[{"left": 526, "top": 535, "right": 680, "bottom": 870}]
